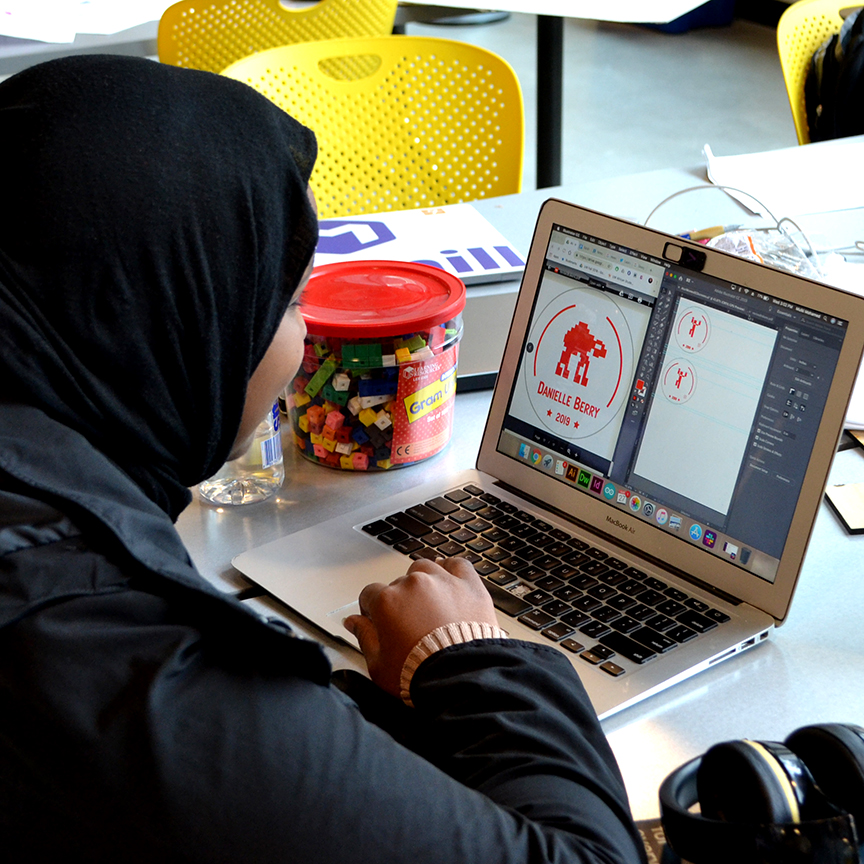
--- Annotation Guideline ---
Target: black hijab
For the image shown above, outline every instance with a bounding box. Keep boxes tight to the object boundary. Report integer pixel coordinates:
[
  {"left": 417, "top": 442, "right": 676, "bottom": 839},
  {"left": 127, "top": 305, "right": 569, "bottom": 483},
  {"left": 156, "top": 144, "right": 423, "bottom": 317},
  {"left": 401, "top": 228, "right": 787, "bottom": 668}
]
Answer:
[{"left": 0, "top": 55, "right": 318, "bottom": 520}]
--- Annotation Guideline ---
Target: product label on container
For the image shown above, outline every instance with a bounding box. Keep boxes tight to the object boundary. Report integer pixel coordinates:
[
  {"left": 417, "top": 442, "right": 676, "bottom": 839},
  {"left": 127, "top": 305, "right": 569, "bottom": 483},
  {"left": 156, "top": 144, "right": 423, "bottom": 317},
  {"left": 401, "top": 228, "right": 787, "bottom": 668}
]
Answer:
[{"left": 391, "top": 346, "right": 458, "bottom": 464}]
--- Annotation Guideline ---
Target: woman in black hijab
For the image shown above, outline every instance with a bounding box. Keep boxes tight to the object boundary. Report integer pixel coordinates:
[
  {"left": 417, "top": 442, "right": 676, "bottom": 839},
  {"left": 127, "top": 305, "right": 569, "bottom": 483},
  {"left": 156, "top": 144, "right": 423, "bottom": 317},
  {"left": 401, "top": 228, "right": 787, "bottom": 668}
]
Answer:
[{"left": 0, "top": 55, "right": 643, "bottom": 864}]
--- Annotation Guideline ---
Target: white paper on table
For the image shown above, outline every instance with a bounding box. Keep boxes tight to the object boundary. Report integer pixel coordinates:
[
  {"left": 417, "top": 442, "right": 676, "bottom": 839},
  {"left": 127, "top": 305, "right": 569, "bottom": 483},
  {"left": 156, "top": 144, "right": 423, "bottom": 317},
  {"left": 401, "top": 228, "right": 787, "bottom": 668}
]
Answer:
[
  {"left": 1, "top": 1, "right": 77, "bottom": 42},
  {"left": 400, "top": 0, "right": 703, "bottom": 24},
  {"left": 705, "top": 137, "right": 864, "bottom": 219},
  {"left": 1, "top": 0, "right": 173, "bottom": 41}
]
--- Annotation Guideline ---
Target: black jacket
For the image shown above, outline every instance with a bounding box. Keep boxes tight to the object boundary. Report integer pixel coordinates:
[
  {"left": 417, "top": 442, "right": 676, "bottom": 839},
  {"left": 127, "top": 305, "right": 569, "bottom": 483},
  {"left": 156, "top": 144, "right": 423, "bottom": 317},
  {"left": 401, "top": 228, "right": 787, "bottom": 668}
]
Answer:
[{"left": 0, "top": 405, "right": 645, "bottom": 864}]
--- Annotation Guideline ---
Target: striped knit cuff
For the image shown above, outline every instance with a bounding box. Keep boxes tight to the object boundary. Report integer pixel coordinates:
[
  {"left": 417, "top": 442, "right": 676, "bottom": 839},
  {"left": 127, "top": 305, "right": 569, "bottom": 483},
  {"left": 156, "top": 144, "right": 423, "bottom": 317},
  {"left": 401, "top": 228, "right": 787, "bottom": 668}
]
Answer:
[{"left": 399, "top": 621, "right": 508, "bottom": 707}]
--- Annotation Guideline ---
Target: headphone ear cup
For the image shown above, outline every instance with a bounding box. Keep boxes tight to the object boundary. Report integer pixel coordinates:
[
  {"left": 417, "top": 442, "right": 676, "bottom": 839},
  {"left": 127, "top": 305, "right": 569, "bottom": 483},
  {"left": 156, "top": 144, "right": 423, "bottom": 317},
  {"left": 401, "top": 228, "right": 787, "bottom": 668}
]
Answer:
[
  {"left": 786, "top": 723, "right": 864, "bottom": 826},
  {"left": 696, "top": 740, "right": 808, "bottom": 825}
]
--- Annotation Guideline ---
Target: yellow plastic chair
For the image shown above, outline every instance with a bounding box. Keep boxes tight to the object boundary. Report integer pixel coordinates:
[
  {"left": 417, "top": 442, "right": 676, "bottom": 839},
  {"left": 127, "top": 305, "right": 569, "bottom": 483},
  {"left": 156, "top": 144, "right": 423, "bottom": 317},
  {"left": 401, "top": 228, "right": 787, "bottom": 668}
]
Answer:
[
  {"left": 777, "top": 0, "right": 862, "bottom": 143},
  {"left": 158, "top": 0, "right": 398, "bottom": 73},
  {"left": 222, "top": 36, "right": 524, "bottom": 218}
]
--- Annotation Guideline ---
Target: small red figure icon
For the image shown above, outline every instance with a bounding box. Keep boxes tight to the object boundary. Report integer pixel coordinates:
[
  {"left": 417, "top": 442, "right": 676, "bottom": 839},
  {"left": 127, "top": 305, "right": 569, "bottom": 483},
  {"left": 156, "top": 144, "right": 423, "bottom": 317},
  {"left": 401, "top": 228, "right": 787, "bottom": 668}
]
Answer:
[
  {"left": 675, "top": 368, "right": 688, "bottom": 389},
  {"left": 556, "top": 321, "right": 607, "bottom": 386},
  {"left": 689, "top": 317, "right": 701, "bottom": 338}
]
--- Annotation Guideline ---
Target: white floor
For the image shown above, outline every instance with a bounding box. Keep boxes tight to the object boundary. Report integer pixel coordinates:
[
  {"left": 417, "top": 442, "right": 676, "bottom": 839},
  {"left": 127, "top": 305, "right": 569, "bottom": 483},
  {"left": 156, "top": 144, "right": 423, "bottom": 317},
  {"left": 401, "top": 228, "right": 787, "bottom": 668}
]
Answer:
[{"left": 405, "top": 12, "right": 798, "bottom": 191}]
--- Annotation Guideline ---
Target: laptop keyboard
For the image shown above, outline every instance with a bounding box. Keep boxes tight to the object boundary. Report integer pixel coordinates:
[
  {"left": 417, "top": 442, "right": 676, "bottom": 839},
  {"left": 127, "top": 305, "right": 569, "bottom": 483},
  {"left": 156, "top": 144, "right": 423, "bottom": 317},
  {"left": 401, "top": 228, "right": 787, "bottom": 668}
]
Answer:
[{"left": 362, "top": 484, "right": 730, "bottom": 678}]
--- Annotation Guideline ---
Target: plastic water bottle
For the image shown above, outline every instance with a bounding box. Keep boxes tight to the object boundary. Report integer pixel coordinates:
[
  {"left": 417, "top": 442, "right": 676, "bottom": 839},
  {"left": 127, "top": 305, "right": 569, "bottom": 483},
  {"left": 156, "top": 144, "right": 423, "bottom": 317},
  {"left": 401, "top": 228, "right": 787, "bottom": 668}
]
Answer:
[{"left": 199, "top": 402, "right": 285, "bottom": 505}]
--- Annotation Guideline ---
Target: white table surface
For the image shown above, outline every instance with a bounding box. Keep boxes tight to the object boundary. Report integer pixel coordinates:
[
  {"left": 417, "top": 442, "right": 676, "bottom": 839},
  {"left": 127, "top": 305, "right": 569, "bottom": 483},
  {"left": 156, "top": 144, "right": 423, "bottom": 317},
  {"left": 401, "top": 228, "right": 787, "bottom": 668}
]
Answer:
[{"left": 177, "top": 165, "right": 864, "bottom": 820}]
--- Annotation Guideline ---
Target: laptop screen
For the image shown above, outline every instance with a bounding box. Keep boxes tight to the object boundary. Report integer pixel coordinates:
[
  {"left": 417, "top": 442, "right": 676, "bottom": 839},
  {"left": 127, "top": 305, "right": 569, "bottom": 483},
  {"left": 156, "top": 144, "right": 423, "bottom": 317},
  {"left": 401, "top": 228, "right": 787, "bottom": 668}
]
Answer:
[{"left": 497, "top": 222, "right": 850, "bottom": 584}]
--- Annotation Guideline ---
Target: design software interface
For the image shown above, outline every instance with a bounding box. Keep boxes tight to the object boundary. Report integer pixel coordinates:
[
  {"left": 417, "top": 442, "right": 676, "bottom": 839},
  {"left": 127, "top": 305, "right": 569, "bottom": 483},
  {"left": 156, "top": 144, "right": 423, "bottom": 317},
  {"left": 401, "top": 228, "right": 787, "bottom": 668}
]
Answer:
[{"left": 499, "top": 224, "right": 849, "bottom": 583}]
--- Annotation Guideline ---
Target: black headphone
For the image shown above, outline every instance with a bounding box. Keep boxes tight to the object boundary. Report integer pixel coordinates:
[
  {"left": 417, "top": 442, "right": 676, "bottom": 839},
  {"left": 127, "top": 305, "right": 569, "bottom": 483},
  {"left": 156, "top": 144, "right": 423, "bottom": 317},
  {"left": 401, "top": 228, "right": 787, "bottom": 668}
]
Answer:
[{"left": 659, "top": 723, "right": 864, "bottom": 864}]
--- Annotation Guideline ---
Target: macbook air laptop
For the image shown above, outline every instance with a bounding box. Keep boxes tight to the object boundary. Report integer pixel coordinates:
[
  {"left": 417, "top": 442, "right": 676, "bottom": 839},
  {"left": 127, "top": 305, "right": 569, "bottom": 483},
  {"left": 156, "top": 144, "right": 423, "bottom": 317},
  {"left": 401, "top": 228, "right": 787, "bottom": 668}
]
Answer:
[{"left": 233, "top": 199, "right": 864, "bottom": 720}]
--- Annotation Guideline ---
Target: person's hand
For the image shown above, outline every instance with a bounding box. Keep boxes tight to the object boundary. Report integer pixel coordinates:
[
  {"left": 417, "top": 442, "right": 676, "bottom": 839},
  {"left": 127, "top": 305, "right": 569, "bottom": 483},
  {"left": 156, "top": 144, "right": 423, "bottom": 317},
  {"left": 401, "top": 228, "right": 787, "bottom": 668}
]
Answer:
[{"left": 343, "top": 557, "right": 498, "bottom": 698}]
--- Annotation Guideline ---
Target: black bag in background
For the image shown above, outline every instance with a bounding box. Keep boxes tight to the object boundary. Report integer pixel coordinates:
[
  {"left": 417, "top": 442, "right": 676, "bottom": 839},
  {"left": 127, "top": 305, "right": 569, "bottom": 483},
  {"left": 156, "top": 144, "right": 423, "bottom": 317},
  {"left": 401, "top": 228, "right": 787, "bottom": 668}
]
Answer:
[{"left": 804, "top": 7, "right": 864, "bottom": 142}]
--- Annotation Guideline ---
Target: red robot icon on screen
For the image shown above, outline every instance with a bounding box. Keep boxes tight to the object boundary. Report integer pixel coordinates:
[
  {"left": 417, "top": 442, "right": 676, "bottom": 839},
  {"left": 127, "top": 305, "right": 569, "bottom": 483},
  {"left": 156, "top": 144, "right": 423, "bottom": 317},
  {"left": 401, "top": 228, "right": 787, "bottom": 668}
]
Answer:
[{"left": 555, "top": 321, "right": 607, "bottom": 386}]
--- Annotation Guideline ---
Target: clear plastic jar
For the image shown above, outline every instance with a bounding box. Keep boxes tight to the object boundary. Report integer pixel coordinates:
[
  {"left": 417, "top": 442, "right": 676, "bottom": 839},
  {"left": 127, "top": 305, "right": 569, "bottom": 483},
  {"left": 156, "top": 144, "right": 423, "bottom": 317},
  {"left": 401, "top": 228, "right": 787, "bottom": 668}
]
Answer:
[
  {"left": 286, "top": 262, "right": 466, "bottom": 470},
  {"left": 199, "top": 402, "right": 285, "bottom": 505}
]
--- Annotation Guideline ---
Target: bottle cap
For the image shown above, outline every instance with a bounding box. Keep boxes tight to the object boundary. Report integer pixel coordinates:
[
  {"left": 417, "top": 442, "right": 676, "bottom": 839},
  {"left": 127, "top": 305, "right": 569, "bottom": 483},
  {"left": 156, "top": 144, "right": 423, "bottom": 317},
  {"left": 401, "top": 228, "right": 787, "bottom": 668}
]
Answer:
[{"left": 301, "top": 261, "right": 466, "bottom": 337}]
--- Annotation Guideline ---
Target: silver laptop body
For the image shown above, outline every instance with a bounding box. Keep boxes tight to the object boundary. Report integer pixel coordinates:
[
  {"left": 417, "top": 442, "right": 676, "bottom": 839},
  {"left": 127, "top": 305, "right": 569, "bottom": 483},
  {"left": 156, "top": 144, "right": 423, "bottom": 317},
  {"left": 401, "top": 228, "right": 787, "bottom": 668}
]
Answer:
[{"left": 234, "top": 200, "right": 864, "bottom": 719}]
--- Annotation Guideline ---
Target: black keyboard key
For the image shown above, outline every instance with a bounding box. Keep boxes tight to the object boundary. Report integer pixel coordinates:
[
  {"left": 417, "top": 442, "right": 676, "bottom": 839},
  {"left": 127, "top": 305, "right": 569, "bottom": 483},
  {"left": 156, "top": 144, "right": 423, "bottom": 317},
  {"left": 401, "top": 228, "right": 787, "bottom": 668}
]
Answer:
[
  {"left": 479, "top": 493, "right": 501, "bottom": 504},
  {"left": 667, "top": 625, "right": 698, "bottom": 643},
  {"left": 586, "top": 547, "right": 608, "bottom": 560},
  {"left": 483, "top": 580, "right": 531, "bottom": 616},
  {"left": 598, "top": 571, "right": 629, "bottom": 587},
  {"left": 631, "top": 627, "right": 677, "bottom": 653},
  {"left": 645, "top": 577, "right": 667, "bottom": 591},
  {"left": 488, "top": 571, "right": 517, "bottom": 586},
  {"left": 512, "top": 565, "right": 543, "bottom": 582},
  {"left": 607, "top": 594, "right": 636, "bottom": 611},
  {"left": 450, "top": 509, "right": 478, "bottom": 524},
  {"left": 456, "top": 550, "right": 482, "bottom": 565},
  {"left": 495, "top": 515, "right": 521, "bottom": 531},
  {"left": 362, "top": 520, "right": 391, "bottom": 536},
  {"left": 477, "top": 506, "right": 504, "bottom": 522},
  {"left": 473, "top": 560, "right": 500, "bottom": 576},
  {"left": 407, "top": 504, "right": 445, "bottom": 525},
  {"left": 394, "top": 538, "right": 424, "bottom": 554},
  {"left": 483, "top": 547, "right": 510, "bottom": 563},
  {"left": 511, "top": 522, "right": 537, "bottom": 539},
  {"left": 580, "top": 645, "right": 615, "bottom": 663},
  {"left": 628, "top": 604, "right": 656, "bottom": 622},
  {"left": 580, "top": 620, "right": 611, "bottom": 639},
  {"left": 620, "top": 579, "right": 647, "bottom": 597},
  {"left": 637, "top": 589, "right": 665, "bottom": 606},
  {"left": 498, "top": 555, "right": 529, "bottom": 572},
  {"left": 623, "top": 567, "right": 647, "bottom": 580},
  {"left": 423, "top": 532, "right": 447, "bottom": 547},
  {"left": 705, "top": 608, "right": 731, "bottom": 623},
  {"left": 461, "top": 498, "right": 487, "bottom": 512},
  {"left": 684, "top": 598, "right": 710, "bottom": 612},
  {"left": 533, "top": 519, "right": 554, "bottom": 532},
  {"left": 542, "top": 622, "right": 575, "bottom": 642},
  {"left": 534, "top": 555, "right": 560, "bottom": 571},
  {"left": 600, "top": 632, "right": 658, "bottom": 664},
  {"left": 426, "top": 496, "right": 460, "bottom": 515},
  {"left": 542, "top": 600, "right": 572, "bottom": 618},
  {"left": 554, "top": 585, "right": 581, "bottom": 603},
  {"left": 601, "top": 661, "right": 626, "bottom": 677},
  {"left": 561, "top": 610, "right": 591, "bottom": 628},
  {"left": 570, "top": 574, "right": 598, "bottom": 591},
  {"left": 519, "top": 547, "right": 546, "bottom": 563},
  {"left": 605, "top": 557, "right": 627, "bottom": 571},
  {"left": 592, "top": 606, "right": 621, "bottom": 624},
  {"left": 524, "top": 589, "right": 554, "bottom": 606},
  {"left": 535, "top": 575, "right": 564, "bottom": 591},
  {"left": 467, "top": 537, "right": 494, "bottom": 553},
  {"left": 656, "top": 599, "right": 685, "bottom": 617},
  {"left": 463, "top": 484, "right": 484, "bottom": 496},
  {"left": 436, "top": 541, "right": 465, "bottom": 557},
  {"left": 664, "top": 587, "right": 688, "bottom": 602},
  {"left": 410, "top": 547, "right": 439, "bottom": 561},
  {"left": 549, "top": 528, "right": 570, "bottom": 542},
  {"left": 445, "top": 489, "right": 472, "bottom": 503},
  {"left": 561, "top": 552, "right": 589, "bottom": 568},
  {"left": 550, "top": 564, "right": 580, "bottom": 580},
  {"left": 519, "top": 609, "right": 556, "bottom": 630},
  {"left": 646, "top": 614, "right": 676, "bottom": 632},
  {"left": 568, "top": 537, "right": 590, "bottom": 551},
  {"left": 450, "top": 528, "right": 476, "bottom": 544},
  {"left": 543, "top": 542, "right": 571, "bottom": 558},
  {"left": 573, "top": 595, "right": 602, "bottom": 613},
  {"left": 581, "top": 560, "right": 609, "bottom": 576},
  {"left": 465, "top": 518, "right": 493, "bottom": 533},
  {"left": 498, "top": 501, "right": 518, "bottom": 514},
  {"left": 499, "top": 536, "right": 524, "bottom": 553},
  {"left": 434, "top": 519, "right": 461, "bottom": 535},
  {"left": 561, "top": 638, "right": 585, "bottom": 653},
  {"left": 610, "top": 616, "right": 640, "bottom": 634},
  {"left": 587, "top": 584, "right": 617, "bottom": 601},
  {"left": 485, "top": 527, "right": 509, "bottom": 543},
  {"left": 676, "top": 610, "right": 718, "bottom": 633},
  {"left": 386, "top": 512, "right": 432, "bottom": 537},
  {"left": 379, "top": 528, "right": 409, "bottom": 545}
]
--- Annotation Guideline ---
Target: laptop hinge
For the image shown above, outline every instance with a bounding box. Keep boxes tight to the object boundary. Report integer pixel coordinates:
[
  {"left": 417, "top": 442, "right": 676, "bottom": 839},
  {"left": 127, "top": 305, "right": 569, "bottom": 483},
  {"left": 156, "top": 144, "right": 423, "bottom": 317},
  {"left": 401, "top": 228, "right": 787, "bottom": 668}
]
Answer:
[{"left": 492, "top": 480, "right": 743, "bottom": 607}]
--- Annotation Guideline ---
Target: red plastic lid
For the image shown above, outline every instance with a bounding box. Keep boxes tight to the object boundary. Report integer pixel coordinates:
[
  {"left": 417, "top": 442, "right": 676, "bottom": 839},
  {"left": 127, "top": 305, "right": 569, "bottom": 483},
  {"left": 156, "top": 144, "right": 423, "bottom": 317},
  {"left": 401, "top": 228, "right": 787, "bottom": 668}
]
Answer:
[{"left": 301, "top": 261, "right": 466, "bottom": 337}]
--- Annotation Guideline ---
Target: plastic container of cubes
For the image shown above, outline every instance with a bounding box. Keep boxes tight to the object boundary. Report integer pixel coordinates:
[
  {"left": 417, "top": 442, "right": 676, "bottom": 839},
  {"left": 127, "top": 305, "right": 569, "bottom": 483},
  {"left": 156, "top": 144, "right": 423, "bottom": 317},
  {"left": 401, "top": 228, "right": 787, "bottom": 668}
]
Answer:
[{"left": 287, "top": 261, "right": 466, "bottom": 471}]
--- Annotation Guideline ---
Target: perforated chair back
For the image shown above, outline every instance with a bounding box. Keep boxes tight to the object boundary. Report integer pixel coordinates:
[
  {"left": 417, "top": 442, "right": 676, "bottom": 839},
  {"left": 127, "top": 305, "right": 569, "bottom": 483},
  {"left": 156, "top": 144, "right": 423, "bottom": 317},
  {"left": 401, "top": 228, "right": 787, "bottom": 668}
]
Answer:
[
  {"left": 777, "top": 0, "right": 860, "bottom": 143},
  {"left": 158, "top": 0, "right": 398, "bottom": 73},
  {"left": 222, "top": 36, "right": 524, "bottom": 218}
]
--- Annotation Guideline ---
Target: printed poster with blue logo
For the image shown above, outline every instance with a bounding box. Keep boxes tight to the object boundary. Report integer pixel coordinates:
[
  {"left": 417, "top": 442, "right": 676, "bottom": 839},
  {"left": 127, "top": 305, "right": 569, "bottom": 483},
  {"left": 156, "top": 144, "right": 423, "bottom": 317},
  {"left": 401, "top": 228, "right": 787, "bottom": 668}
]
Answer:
[{"left": 315, "top": 203, "right": 525, "bottom": 285}]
